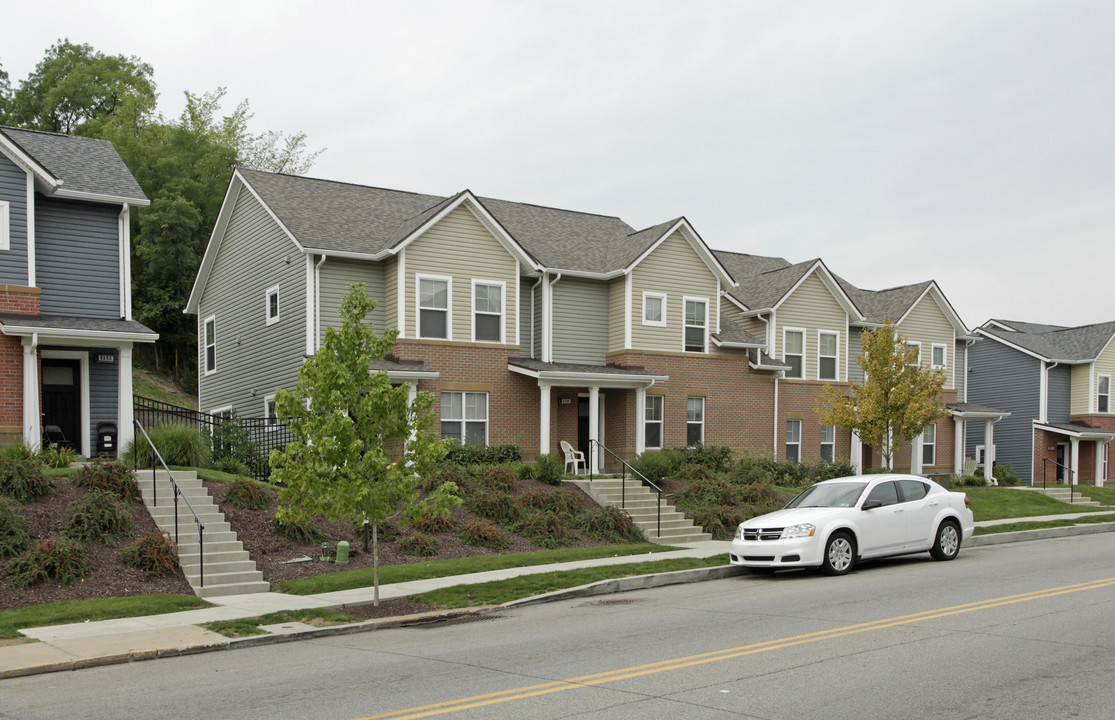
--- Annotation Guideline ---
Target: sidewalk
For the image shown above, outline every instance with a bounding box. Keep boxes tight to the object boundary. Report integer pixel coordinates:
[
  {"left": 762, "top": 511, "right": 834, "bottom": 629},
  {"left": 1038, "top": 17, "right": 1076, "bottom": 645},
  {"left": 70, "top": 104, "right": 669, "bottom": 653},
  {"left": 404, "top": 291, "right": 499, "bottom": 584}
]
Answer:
[{"left": 4, "top": 514, "right": 1115, "bottom": 679}]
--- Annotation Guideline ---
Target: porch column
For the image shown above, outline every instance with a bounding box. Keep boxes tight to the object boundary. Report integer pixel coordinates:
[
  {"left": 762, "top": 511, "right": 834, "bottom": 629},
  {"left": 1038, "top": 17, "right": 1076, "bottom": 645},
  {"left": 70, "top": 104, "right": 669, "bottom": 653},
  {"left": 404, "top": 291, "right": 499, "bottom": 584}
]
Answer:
[
  {"left": 588, "top": 385, "right": 600, "bottom": 474},
  {"left": 1094, "top": 439, "right": 1107, "bottom": 488},
  {"left": 635, "top": 386, "right": 646, "bottom": 455},
  {"left": 117, "top": 344, "right": 134, "bottom": 453},
  {"left": 539, "top": 383, "right": 551, "bottom": 456},
  {"left": 953, "top": 416, "right": 965, "bottom": 477},
  {"left": 983, "top": 420, "right": 995, "bottom": 484},
  {"left": 911, "top": 432, "right": 924, "bottom": 476},
  {"left": 1070, "top": 436, "right": 1080, "bottom": 485},
  {"left": 849, "top": 430, "right": 862, "bottom": 475},
  {"left": 21, "top": 337, "right": 39, "bottom": 449},
  {"left": 406, "top": 383, "right": 418, "bottom": 459}
]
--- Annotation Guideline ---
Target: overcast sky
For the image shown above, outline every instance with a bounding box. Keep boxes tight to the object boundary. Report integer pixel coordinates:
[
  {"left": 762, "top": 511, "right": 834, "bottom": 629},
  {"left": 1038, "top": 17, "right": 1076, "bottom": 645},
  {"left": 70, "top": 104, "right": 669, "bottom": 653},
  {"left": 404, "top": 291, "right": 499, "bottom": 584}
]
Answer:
[{"left": 4, "top": 1, "right": 1113, "bottom": 330}]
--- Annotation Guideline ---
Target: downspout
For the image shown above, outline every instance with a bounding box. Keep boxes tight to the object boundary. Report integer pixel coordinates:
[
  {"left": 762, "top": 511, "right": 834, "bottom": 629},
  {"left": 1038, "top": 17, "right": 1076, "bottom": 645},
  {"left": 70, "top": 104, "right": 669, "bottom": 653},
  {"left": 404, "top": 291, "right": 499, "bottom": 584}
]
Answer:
[
  {"left": 314, "top": 255, "right": 327, "bottom": 352},
  {"left": 773, "top": 374, "right": 780, "bottom": 457},
  {"left": 530, "top": 276, "right": 542, "bottom": 359},
  {"left": 118, "top": 203, "right": 131, "bottom": 319}
]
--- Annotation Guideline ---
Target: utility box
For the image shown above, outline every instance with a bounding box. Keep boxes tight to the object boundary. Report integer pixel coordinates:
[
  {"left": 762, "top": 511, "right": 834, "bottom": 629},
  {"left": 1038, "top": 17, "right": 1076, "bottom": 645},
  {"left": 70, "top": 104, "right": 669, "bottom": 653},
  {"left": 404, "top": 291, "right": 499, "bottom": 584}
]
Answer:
[
  {"left": 335, "top": 541, "right": 350, "bottom": 565},
  {"left": 96, "top": 422, "right": 117, "bottom": 458}
]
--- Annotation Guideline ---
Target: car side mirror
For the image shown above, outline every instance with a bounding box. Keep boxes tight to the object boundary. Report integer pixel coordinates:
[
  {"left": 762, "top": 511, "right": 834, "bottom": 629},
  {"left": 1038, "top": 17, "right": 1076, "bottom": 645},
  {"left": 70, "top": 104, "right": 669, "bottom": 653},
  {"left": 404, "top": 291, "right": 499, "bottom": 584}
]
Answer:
[{"left": 861, "top": 499, "right": 882, "bottom": 511}]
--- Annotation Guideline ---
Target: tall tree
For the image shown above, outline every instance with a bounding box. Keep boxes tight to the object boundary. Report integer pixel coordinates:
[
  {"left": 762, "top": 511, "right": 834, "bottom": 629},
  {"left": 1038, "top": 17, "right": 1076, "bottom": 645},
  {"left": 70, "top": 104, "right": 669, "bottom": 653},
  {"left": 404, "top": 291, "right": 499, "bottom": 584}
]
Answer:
[
  {"left": 816, "top": 322, "right": 947, "bottom": 470},
  {"left": 7, "top": 40, "right": 156, "bottom": 135},
  {"left": 0, "top": 61, "right": 11, "bottom": 124},
  {"left": 270, "top": 285, "right": 457, "bottom": 604}
]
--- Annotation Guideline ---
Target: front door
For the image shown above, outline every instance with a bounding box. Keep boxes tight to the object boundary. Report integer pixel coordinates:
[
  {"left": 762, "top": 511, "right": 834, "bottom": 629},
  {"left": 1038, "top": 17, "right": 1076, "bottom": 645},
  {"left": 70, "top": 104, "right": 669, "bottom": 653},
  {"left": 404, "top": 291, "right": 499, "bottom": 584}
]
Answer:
[
  {"left": 577, "top": 397, "right": 590, "bottom": 456},
  {"left": 1056, "top": 443, "right": 1070, "bottom": 483},
  {"left": 42, "top": 359, "right": 81, "bottom": 450}
]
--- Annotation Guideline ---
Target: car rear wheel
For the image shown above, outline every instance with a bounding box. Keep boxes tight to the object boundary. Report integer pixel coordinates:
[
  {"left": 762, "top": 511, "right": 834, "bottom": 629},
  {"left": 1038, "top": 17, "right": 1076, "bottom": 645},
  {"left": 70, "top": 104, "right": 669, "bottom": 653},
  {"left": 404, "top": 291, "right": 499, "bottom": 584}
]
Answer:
[
  {"left": 821, "top": 532, "right": 855, "bottom": 575},
  {"left": 930, "top": 520, "right": 961, "bottom": 561}
]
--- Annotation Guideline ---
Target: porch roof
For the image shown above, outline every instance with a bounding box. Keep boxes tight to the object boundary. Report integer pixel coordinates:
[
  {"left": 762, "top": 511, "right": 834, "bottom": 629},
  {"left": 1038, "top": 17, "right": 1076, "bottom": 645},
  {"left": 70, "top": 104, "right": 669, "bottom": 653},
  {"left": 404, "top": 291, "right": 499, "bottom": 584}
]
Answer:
[
  {"left": 1033, "top": 421, "right": 1115, "bottom": 441},
  {"left": 0, "top": 313, "right": 158, "bottom": 345},
  {"left": 508, "top": 358, "right": 668, "bottom": 387},
  {"left": 947, "top": 402, "right": 1011, "bottom": 421},
  {"left": 369, "top": 357, "right": 440, "bottom": 381}
]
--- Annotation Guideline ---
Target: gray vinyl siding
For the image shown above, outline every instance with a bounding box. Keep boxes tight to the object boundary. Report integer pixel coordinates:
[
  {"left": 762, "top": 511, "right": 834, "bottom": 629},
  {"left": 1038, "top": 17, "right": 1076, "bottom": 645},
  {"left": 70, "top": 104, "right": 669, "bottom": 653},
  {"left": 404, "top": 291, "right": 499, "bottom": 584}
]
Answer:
[
  {"left": 533, "top": 282, "right": 543, "bottom": 359},
  {"left": 36, "top": 198, "right": 120, "bottom": 317},
  {"left": 552, "top": 276, "right": 608, "bottom": 365},
  {"left": 966, "top": 338, "right": 1041, "bottom": 482},
  {"left": 519, "top": 280, "right": 534, "bottom": 358},
  {"left": 1048, "top": 364, "right": 1071, "bottom": 423},
  {"left": 848, "top": 328, "right": 865, "bottom": 383},
  {"left": 198, "top": 188, "right": 306, "bottom": 417},
  {"left": 318, "top": 258, "right": 386, "bottom": 340},
  {"left": 0, "top": 153, "right": 29, "bottom": 284},
  {"left": 89, "top": 351, "right": 118, "bottom": 452}
]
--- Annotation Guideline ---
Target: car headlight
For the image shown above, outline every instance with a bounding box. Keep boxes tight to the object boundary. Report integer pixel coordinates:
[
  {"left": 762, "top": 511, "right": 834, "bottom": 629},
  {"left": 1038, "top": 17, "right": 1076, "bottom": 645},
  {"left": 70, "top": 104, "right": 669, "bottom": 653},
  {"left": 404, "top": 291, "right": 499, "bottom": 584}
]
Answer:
[
  {"left": 781, "top": 524, "right": 815, "bottom": 539},
  {"left": 735, "top": 525, "right": 746, "bottom": 540}
]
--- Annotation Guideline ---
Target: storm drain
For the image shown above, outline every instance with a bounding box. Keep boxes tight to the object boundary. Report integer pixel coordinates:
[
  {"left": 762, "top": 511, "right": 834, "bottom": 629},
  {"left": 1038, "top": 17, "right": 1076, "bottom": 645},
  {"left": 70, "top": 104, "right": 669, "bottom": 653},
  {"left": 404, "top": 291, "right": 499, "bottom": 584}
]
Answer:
[
  {"left": 585, "top": 598, "right": 642, "bottom": 606},
  {"left": 406, "top": 614, "right": 504, "bottom": 629}
]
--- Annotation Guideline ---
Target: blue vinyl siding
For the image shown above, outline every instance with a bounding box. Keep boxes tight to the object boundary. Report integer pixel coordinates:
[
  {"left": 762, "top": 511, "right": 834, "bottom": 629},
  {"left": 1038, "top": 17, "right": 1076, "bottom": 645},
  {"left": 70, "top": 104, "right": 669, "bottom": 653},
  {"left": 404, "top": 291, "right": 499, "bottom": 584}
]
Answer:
[
  {"left": 0, "top": 152, "right": 29, "bottom": 284},
  {"left": 36, "top": 197, "right": 120, "bottom": 318},
  {"left": 89, "top": 350, "right": 118, "bottom": 452},
  {"left": 966, "top": 338, "right": 1041, "bottom": 483}
]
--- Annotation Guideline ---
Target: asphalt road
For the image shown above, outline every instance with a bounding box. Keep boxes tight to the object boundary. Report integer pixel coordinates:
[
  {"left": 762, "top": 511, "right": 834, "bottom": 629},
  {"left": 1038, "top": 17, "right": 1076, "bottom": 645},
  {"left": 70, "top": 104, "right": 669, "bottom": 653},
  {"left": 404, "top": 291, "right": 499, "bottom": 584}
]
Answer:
[{"left": 4, "top": 534, "right": 1115, "bottom": 719}]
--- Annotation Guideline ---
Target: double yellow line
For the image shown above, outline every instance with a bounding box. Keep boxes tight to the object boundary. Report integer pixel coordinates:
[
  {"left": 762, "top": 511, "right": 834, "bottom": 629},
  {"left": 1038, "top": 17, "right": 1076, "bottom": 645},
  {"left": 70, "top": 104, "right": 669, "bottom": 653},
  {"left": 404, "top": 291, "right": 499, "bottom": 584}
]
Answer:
[{"left": 361, "top": 577, "right": 1115, "bottom": 720}]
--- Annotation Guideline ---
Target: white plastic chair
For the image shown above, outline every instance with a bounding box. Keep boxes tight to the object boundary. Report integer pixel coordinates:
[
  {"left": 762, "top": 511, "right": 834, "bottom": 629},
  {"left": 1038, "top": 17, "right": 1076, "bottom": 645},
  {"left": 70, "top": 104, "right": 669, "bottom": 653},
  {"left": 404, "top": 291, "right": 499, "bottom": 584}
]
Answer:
[{"left": 560, "top": 440, "right": 586, "bottom": 475}]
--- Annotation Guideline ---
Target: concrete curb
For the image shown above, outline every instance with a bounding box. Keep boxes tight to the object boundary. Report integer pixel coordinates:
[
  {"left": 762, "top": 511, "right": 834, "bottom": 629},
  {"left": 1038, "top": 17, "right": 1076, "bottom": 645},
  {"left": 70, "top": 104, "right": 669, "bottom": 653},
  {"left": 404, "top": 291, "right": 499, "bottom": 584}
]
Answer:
[{"left": 969, "top": 520, "right": 1115, "bottom": 546}]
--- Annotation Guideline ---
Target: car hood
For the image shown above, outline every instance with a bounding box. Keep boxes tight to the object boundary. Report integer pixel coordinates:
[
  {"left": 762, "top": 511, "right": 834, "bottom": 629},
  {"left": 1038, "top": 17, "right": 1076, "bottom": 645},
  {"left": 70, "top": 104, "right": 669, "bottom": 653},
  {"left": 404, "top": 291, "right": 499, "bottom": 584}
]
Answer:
[{"left": 740, "top": 506, "right": 849, "bottom": 528}]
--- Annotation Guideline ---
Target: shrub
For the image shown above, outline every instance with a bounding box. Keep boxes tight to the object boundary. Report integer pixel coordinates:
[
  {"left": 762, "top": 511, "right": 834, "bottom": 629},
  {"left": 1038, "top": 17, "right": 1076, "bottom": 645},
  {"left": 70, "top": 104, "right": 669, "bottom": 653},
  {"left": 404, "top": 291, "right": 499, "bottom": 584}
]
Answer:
[
  {"left": 578, "top": 506, "right": 644, "bottom": 543},
  {"left": 62, "top": 490, "right": 135, "bottom": 543},
  {"left": 7, "top": 536, "right": 90, "bottom": 589},
  {"left": 730, "top": 454, "right": 781, "bottom": 485},
  {"left": 673, "top": 444, "right": 733, "bottom": 472},
  {"left": 460, "top": 520, "right": 511, "bottom": 550},
  {"left": 675, "top": 476, "right": 743, "bottom": 508},
  {"left": 225, "top": 478, "right": 270, "bottom": 510},
  {"left": 630, "top": 451, "right": 683, "bottom": 484},
  {"left": 212, "top": 457, "right": 251, "bottom": 476},
  {"left": 129, "top": 423, "right": 211, "bottom": 468},
  {"left": 38, "top": 445, "right": 79, "bottom": 469},
  {"left": 208, "top": 412, "right": 259, "bottom": 469},
  {"left": 0, "top": 498, "right": 32, "bottom": 557},
  {"left": 520, "top": 487, "right": 584, "bottom": 515},
  {"left": 533, "top": 453, "right": 566, "bottom": 485},
  {"left": 352, "top": 518, "right": 399, "bottom": 542},
  {"left": 677, "top": 464, "right": 717, "bottom": 482},
  {"left": 738, "top": 483, "right": 780, "bottom": 504},
  {"left": 514, "top": 461, "right": 537, "bottom": 480},
  {"left": 120, "top": 532, "right": 181, "bottom": 578},
  {"left": 274, "top": 510, "right": 323, "bottom": 542},
  {"left": 993, "top": 464, "right": 1020, "bottom": 486},
  {"left": 424, "top": 465, "right": 467, "bottom": 493},
  {"left": 72, "top": 458, "right": 138, "bottom": 501},
  {"left": 0, "top": 457, "right": 54, "bottom": 502},
  {"left": 466, "top": 489, "right": 522, "bottom": 525},
  {"left": 0, "top": 442, "right": 36, "bottom": 460},
  {"left": 398, "top": 533, "right": 438, "bottom": 556},
  {"left": 445, "top": 442, "right": 521, "bottom": 466},
  {"left": 475, "top": 466, "right": 516, "bottom": 494},
  {"left": 957, "top": 474, "right": 988, "bottom": 487},
  {"left": 691, "top": 505, "right": 746, "bottom": 540},
  {"left": 415, "top": 512, "right": 455, "bottom": 533},
  {"left": 515, "top": 509, "right": 574, "bottom": 549}
]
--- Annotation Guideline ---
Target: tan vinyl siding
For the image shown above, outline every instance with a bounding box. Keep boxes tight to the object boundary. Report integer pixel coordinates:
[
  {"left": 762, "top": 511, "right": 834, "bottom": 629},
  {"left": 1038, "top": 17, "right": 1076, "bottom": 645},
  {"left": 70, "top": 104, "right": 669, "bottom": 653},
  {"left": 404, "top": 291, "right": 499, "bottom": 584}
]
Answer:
[
  {"left": 1071, "top": 363, "right": 1092, "bottom": 415},
  {"left": 198, "top": 188, "right": 306, "bottom": 416},
  {"left": 318, "top": 259, "right": 386, "bottom": 343},
  {"left": 608, "top": 276, "right": 625, "bottom": 352},
  {"left": 553, "top": 277, "right": 608, "bottom": 364},
  {"left": 775, "top": 272, "right": 847, "bottom": 381},
  {"left": 739, "top": 314, "right": 766, "bottom": 339},
  {"left": 403, "top": 205, "right": 518, "bottom": 344},
  {"left": 519, "top": 280, "right": 535, "bottom": 358},
  {"left": 383, "top": 255, "right": 398, "bottom": 334},
  {"left": 629, "top": 231, "right": 717, "bottom": 352},
  {"left": 1094, "top": 339, "right": 1115, "bottom": 415},
  {"left": 897, "top": 295, "right": 956, "bottom": 388}
]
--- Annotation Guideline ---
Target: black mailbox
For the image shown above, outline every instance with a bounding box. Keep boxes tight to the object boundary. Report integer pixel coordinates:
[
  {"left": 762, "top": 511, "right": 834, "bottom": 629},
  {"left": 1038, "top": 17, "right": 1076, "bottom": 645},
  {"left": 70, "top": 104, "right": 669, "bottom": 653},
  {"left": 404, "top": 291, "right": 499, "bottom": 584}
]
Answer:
[{"left": 96, "top": 422, "right": 117, "bottom": 458}]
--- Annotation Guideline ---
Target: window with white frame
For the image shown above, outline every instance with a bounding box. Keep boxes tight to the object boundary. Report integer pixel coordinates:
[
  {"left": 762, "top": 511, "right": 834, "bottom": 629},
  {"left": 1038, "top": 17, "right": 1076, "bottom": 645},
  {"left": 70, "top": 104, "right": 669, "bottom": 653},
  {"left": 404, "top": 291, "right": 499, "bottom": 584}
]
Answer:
[
  {"left": 265, "top": 285, "right": 280, "bottom": 325},
  {"left": 683, "top": 298, "right": 707, "bottom": 353},
  {"left": 818, "top": 331, "right": 839, "bottom": 381},
  {"left": 472, "top": 281, "right": 503, "bottom": 343},
  {"left": 922, "top": 423, "right": 936, "bottom": 466},
  {"left": 0, "top": 201, "right": 9, "bottom": 251},
  {"left": 786, "top": 419, "right": 801, "bottom": 463},
  {"left": 645, "top": 395, "right": 664, "bottom": 449},
  {"left": 441, "top": 391, "right": 487, "bottom": 445},
  {"left": 203, "top": 316, "right": 216, "bottom": 375},
  {"left": 264, "top": 395, "right": 278, "bottom": 430},
  {"left": 975, "top": 444, "right": 995, "bottom": 467},
  {"left": 906, "top": 342, "right": 921, "bottom": 367},
  {"left": 1099, "top": 375, "right": 1110, "bottom": 413},
  {"left": 687, "top": 397, "right": 704, "bottom": 445},
  {"left": 418, "top": 275, "right": 450, "bottom": 339},
  {"left": 820, "top": 425, "right": 835, "bottom": 462},
  {"left": 931, "top": 343, "right": 947, "bottom": 370},
  {"left": 642, "top": 292, "right": 666, "bottom": 326},
  {"left": 784, "top": 329, "right": 804, "bottom": 379}
]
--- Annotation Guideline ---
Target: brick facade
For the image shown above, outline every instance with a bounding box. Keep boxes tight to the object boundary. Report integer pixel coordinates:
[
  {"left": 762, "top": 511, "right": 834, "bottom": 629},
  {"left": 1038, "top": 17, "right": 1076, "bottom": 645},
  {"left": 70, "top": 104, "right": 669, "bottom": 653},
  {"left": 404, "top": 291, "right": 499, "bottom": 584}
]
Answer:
[{"left": 0, "top": 287, "right": 40, "bottom": 443}]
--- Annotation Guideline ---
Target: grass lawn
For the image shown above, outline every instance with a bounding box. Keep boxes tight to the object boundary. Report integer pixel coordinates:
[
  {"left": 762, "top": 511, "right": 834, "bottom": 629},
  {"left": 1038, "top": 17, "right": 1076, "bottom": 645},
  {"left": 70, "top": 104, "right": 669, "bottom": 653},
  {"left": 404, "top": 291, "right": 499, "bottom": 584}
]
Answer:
[
  {"left": 962, "top": 486, "right": 1109, "bottom": 521},
  {"left": 975, "top": 513, "right": 1115, "bottom": 535},
  {"left": 0, "top": 595, "right": 207, "bottom": 640}
]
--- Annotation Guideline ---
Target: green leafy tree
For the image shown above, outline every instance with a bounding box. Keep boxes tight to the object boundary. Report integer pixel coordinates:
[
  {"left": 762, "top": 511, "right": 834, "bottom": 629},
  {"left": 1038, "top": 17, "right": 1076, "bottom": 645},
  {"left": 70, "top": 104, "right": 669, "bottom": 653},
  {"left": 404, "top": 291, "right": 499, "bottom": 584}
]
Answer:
[
  {"left": 270, "top": 284, "right": 457, "bottom": 604},
  {"left": 817, "top": 322, "right": 947, "bottom": 470},
  {"left": 0, "top": 61, "right": 11, "bottom": 124}
]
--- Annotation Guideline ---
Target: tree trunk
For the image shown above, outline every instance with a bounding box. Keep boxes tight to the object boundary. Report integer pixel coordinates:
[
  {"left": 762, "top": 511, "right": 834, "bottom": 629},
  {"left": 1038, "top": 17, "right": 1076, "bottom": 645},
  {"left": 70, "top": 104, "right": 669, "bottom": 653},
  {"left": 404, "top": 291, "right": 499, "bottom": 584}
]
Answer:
[{"left": 373, "top": 520, "right": 380, "bottom": 606}]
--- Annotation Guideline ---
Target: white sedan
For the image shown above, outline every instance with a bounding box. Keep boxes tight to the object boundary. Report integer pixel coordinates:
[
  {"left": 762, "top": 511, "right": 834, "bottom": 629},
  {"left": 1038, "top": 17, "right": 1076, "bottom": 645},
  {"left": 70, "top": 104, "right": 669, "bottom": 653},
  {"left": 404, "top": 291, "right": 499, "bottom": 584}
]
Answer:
[{"left": 728, "top": 474, "right": 975, "bottom": 575}]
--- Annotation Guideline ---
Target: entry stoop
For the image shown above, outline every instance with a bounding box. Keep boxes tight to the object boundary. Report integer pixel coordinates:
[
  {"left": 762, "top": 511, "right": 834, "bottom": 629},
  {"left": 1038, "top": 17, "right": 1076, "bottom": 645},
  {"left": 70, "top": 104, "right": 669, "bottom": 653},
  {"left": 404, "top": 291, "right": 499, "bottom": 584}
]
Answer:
[
  {"left": 137, "top": 469, "right": 270, "bottom": 598},
  {"left": 567, "top": 477, "right": 712, "bottom": 545}
]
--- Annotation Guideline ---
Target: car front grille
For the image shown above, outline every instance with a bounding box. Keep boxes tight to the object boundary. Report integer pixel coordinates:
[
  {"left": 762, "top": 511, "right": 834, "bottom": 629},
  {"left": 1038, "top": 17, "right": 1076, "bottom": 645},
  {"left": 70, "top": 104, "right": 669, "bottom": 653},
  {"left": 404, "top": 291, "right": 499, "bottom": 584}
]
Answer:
[{"left": 743, "top": 528, "right": 784, "bottom": 541}]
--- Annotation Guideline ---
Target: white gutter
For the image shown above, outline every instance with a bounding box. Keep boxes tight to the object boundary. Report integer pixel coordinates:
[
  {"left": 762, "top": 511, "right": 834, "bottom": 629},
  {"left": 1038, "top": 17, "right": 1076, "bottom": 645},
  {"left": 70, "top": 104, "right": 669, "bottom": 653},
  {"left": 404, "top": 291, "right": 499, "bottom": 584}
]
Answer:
[
  {"left": 49, "top": 188, "right": 150, "bottom": 207},
  {"left": 118, "top": 203, "right": 131, "bottom": 319},
  {"left": 26, "top": 171, "right": 35, "bottom": 287},
  {"left": 543, "top": 273, "right": 561, "bottom": 363}
]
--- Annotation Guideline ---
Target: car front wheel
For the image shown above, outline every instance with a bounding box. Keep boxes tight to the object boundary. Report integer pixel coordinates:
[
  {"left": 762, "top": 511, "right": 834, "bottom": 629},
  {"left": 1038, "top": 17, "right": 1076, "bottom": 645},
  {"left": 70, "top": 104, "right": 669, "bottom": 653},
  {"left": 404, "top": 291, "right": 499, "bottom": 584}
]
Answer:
[
  {"left": 930, "top": 520, "right": 961, "bottom": 561},
  {"left": 821, "top": 532, "right": 855, "bottom": 575}
]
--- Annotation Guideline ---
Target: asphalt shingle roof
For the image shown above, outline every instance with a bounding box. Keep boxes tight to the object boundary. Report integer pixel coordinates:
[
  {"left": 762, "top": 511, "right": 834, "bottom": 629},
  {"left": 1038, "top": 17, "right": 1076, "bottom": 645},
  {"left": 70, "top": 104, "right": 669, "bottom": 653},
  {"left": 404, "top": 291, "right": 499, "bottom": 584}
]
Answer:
[
  {"left": 0, "top": 127, "right": 147, "bottom": 202},
  {"left": 713, "top": 312, "right": 763, "bottom": 346},
  {"left": 980, "top": 321, "right": 1115, "bottom": 363}
]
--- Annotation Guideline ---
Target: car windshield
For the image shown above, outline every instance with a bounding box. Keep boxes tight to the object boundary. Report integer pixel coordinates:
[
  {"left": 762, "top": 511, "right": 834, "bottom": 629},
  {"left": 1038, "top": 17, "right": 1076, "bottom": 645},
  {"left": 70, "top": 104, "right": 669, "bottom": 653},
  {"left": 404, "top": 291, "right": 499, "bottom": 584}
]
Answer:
[{"left": 786, "top": 481, "right": 868, "bottom": 508}]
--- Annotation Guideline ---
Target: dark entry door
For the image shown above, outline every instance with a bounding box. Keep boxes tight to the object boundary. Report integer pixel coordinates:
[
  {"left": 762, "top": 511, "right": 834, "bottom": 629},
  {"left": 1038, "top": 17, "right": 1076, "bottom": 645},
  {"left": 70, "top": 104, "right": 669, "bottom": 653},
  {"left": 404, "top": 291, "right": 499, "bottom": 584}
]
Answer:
[
  {"left": 577, "top": 397, "right": 589, "bottom": 455},
  {"left": 42, "top": 359, "right": 80, "bottom": 449}
]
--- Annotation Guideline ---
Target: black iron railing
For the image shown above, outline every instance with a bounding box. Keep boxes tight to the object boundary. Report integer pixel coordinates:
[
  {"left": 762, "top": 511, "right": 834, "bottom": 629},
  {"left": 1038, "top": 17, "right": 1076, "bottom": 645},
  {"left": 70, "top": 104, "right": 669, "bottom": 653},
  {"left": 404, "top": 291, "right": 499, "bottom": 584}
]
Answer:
[
  {"left": 134, "top": 418, "right": 206, "bottom": 587},
  {"left": 1042, "top": 458, "right": 1076, "bottom": 503},
  {"left": 587, "top": 439, "right": 662, "bottom": 538}
]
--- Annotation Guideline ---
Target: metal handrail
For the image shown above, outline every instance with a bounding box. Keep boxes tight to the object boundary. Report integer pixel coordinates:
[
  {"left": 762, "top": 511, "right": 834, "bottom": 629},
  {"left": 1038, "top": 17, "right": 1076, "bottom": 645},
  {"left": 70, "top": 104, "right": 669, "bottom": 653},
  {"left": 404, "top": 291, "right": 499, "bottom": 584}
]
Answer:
[
  {"left": 133, "top": 419, "right": 206, "bottom": 587},
  {"left": 1042, "top": 458, "right": 1076, "bottom": 504},
  {"left": 587, "top": 439, "right": 662, "bottom": 538}
]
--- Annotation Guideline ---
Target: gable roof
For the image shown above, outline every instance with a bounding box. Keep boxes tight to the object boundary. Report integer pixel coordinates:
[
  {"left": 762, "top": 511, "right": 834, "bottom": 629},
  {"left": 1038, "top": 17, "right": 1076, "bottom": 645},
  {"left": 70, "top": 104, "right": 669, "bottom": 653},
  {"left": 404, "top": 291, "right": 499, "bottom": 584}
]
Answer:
[
  {"left": 0, "top": 127, "right": 148, "bottom": 205},
  {"left": 977, "top": 320, "right": 1115, "bottom": 363},
  {"left": 715, "top": 251, "right": 862, "bottom": 319}
]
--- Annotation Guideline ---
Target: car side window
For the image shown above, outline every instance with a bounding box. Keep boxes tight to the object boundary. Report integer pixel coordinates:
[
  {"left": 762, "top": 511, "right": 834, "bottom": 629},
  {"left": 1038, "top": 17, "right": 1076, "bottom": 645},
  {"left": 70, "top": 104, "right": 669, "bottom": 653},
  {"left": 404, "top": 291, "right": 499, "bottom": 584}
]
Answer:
[
  {"left": 898, "top": 479, "right": 929, "bottom": 502},
  {"left": 864, "top": 481, "right": 899, "bottom": 507}
]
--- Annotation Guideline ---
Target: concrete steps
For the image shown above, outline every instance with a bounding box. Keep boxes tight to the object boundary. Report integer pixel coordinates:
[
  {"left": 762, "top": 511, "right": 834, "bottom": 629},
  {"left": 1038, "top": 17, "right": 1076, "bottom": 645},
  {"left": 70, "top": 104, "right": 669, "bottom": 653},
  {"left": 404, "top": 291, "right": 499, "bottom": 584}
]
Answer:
[
  {"left": 1015, "top": 486, "right": 1107, "bottom": 507},
  {"left": 567, "top": 477, "right": 712, "bottom": 545},
  {"left": 138, "top": 470, "right": 270, "bottom": 598}
]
